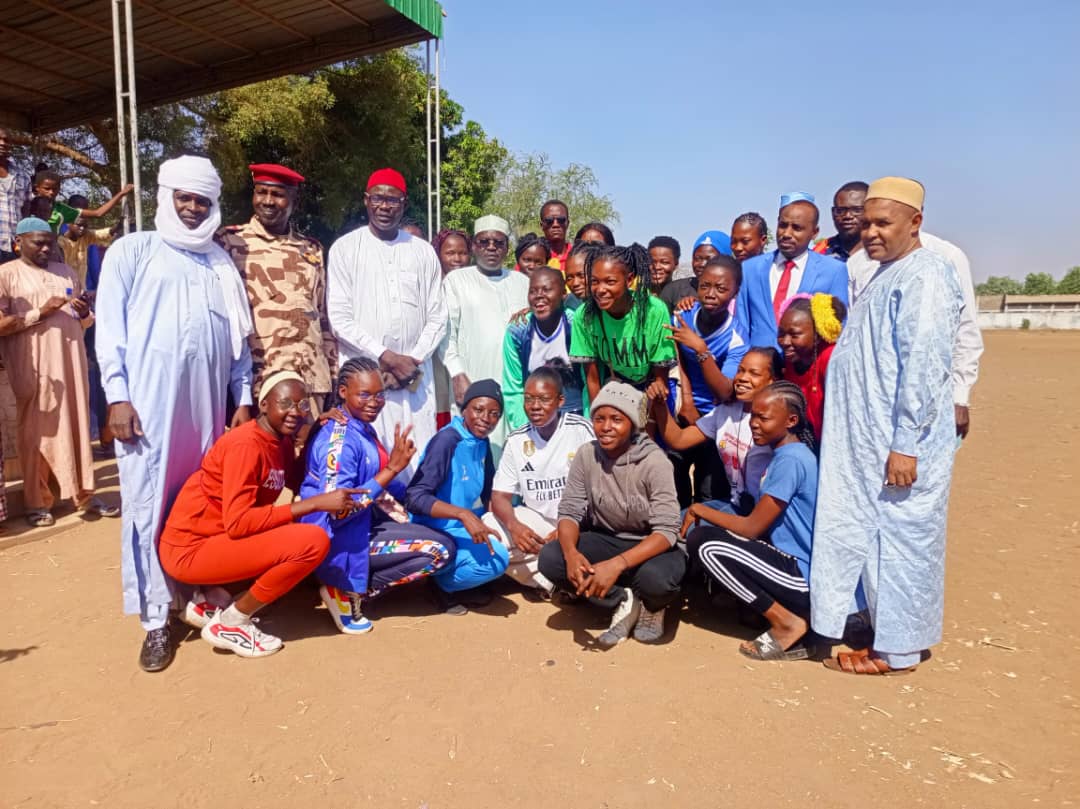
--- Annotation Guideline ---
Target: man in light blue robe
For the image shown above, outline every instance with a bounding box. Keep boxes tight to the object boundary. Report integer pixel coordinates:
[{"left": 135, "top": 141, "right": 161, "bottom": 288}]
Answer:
[
  {"left": 96, "top": 156, "right": 253, "bottom": 673},
  {"left": 811, "top": 177, "right": 963, "bottom": 675}
]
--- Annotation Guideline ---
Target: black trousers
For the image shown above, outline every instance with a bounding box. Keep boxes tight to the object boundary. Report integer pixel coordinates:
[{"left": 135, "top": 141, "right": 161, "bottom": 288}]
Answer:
[
  {"left": 686, "top": 526, "right": 809, "bottom": 618},
  {"left": 669, "top": 436, "right": 728, "bottom": 508},
  {"left": 538, "top": 530, "right": 687, "bottom": 612}
]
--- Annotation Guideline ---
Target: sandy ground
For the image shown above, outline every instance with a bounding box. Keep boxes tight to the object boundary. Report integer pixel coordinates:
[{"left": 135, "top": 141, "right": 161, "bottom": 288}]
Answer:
[{"left": 1, "top": 330, "right": 1077, "bottom": 809}]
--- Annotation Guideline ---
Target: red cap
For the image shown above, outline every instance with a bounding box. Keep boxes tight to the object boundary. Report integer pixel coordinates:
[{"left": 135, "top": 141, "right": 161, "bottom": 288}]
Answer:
[
  {"left": 366, "top": 167, "right": 406, "bottom": 194},
  {"left": 249, "top": 163, "right": 305, "bottom": 187}
]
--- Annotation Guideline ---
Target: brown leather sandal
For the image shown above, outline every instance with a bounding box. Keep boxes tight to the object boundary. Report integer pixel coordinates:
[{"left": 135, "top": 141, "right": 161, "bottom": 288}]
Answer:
[{"left": 823, "top": 649, "right": 917, "bottom": 675}]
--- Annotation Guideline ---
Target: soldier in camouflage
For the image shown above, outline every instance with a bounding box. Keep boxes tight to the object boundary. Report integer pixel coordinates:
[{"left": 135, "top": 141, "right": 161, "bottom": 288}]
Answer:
[{"left": 218, "top": 163, "right": 337, "bottom": 409}]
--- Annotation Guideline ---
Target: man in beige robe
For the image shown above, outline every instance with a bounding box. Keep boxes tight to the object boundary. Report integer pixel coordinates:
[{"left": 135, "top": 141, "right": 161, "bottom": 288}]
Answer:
[{"left": 0, "top": 217, "right": 115, "bottom": 526}]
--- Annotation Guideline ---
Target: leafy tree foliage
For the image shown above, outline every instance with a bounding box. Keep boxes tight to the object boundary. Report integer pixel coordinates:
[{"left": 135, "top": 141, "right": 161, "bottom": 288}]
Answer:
[
  {"left": 1056, "top": 266, "right": 1080, "bottom": 294},
  {"left": 975, "top": 276, "right": 1024, "bottom": 296},
  {"left": 1022, "top": 272, "right": 1058, "bottom": 296}
]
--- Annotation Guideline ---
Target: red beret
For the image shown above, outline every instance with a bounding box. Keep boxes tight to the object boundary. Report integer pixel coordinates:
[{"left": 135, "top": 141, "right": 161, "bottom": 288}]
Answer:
[
  {"left": 366, "top": 167, "right": 407, "bottom": 194},
  {"left": 249, "top": 163, "right": 305, "bottom": 187}
]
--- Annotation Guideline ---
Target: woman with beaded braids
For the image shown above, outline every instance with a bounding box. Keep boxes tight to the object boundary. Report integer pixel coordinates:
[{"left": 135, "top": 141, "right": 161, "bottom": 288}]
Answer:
[
  {"left": 776, "top": 292, "right": 847, "bottom": 441},
  {"left": 682, "top": 381, "right": 820, "bottom": 662},
  {"left": 301, "top": 357, "right": 456, "bottom": 634},
  {"left": 568, "top": 243, "right": 677, "bottom": 403}
]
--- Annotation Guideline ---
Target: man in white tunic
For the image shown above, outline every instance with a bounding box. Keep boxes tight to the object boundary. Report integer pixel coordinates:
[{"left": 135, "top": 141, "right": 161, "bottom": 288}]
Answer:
[
  {"left": 811, "top": 177, "right": 962, "bottom": 675},
  {"left": 440, "top": 214, "right": 529, "bottom": 452},
  {"left": 844, "top": 199, "right": 983, "bottom": 439},
  {"left": 327, "top": 168, "right": 446, "bottom": 481},
  {"left": 96, "top": 156, "right": 253, "bottom": 672}
]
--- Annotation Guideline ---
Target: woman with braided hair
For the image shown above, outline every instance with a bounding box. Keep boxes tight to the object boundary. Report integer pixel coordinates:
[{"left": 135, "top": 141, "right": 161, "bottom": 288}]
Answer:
[
  {"left": 777, "top": 292, "right": 847, "bottom": 441},
  {"left": 682, "top": 381, "right": 819, "bottom": 661},
  {"left": 301, "top": 357, "right": 455, "bottom": 633},
  {"left": 569, "top": 242, "right": 676, "bottom": 402}
]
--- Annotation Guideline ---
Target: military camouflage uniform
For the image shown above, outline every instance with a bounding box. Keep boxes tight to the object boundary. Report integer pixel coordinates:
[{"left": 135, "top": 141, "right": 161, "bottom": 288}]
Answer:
[{"left": 218, "top": 216, "right": 337, "bottom": 399}]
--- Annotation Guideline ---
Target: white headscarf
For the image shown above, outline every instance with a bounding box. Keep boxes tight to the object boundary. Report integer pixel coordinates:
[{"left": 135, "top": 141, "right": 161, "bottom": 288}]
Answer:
[{"left": 154, "top": 155, "right": 252, "bottom": 360}]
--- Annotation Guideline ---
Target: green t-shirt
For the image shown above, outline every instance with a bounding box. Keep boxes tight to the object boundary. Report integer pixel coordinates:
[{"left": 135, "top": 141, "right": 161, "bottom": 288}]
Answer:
[{"left": 569, "top": 294, "right": 676, "bottom": 385}]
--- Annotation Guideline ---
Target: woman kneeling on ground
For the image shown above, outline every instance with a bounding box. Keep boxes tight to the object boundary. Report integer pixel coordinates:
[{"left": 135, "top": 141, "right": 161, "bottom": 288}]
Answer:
[
  {"left": 538, "top": 381, "right": 684, "bottom": 647},
  {"left": 302, "top": 358, "right": 457, "bottom": 634},
  {"left": 683, "top": 381, "right": 819, "bottom": 661},
  {"left": 159, "top": 372, "right": 363, "bottom": 658},
  {"left": 405, "top": 379, "right": 510, "bottom": 613}
]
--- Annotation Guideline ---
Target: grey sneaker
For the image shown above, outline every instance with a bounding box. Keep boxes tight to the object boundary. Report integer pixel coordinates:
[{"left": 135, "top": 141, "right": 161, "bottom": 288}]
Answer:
[
  {"left": 633, "top": 605, "right": 666, "bottom": 643},
  {"left": 597, "top": 590, "right": 641, "bottom": 648}
]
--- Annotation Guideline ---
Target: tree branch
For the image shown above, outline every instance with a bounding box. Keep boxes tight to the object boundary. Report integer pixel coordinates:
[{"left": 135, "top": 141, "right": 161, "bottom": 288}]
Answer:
[{"left": 8, "top": 133, "right": 109, "bottom": 177}]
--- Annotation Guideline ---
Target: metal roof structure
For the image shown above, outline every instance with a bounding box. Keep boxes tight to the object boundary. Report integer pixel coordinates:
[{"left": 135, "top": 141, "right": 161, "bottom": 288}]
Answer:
[{"left": 0, "top": 0, "right": 443, "bottom": 134}]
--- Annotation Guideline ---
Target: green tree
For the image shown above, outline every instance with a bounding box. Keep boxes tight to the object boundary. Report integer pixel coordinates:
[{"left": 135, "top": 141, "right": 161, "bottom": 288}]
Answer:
[
  {"left": 1057, "top": 266, "right": 1080, "bottom": 294},
  {"left": 975, "top": 276, "right": 1023, "bottom": 296},
  {"left": 1022, "top": 272, "right": 1057, "bottom": 296},
  {"left": 486, "top": 152, "right": 619, "bottom": 239},
  {"left": 8, "top": 51, "right": 505, "bottom": 245}
]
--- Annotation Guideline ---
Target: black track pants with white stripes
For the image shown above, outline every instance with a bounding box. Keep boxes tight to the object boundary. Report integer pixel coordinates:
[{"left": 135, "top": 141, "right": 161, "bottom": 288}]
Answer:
[{"left": 686, "top": 526, "right": 810, "bottom": 618}]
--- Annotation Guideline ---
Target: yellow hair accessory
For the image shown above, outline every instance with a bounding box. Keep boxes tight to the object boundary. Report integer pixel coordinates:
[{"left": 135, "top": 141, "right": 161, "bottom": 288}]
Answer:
[{"left": 810, "top": 293, "right": 843, "bottom": 344}]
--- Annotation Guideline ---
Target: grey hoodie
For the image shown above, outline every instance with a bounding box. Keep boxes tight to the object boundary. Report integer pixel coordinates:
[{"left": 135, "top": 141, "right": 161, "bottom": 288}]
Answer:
[{"left": 557, "top": 434, "right": 681, "bottom": 546}]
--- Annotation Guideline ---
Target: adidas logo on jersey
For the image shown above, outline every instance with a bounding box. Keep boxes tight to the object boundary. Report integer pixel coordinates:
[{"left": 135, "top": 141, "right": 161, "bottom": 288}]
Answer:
[{"left": 521, "top": 461, "right": 535, "bottom": 472}]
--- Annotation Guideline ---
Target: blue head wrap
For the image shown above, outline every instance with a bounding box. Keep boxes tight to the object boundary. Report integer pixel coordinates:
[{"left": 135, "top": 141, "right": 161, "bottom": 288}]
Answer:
[
  {"left": 780, "top": 191, "right": 815, "bottom": 207},
  {"left": 16, "top": 217, "right": 52, "bottom": 235},
  {"left": 692, "top": 230, "right": 731, "bottom": 256}
]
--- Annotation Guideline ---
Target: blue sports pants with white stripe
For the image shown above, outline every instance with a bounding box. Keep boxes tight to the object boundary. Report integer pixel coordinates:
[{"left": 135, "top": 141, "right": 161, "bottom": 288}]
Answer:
[{"left": 686, "top": 527, "right": 810, "bottom": 618}]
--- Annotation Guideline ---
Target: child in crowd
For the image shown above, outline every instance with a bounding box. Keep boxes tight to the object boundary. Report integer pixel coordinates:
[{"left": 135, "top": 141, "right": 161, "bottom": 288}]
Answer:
[
  {"left": 573, "top": 222, "right": 615, "bottom": 246},
  {"left": 405, "top": 379, "right": 510, "bottom": 613},
  {"left": 650, "top": 347, "right": 783, "bottom": 516},
  {"left": 647, "top": 235, "right": 681, "bottom": 300},
  {"left": 514, "top": 232, "right": 552, "bottom": 275},
  {"left": 302, "top": 358, "right": 456, "bottom": 634},
  {"left": 683, "top": 381, "right": 819, "bottom": 661},
  {"left": 562, "top": 242, "right": 590, "bottom": 311},
  {"left": 569, "top": 243, "right": 676, "bottom": 401},
  {"left": 776, "top": 293, "right": 847, "bottom": 441},
  {"left": 484, "top": 368, "right": 595, "bottom": 595},
  {"left": 430, "top": 227, "right": 471, "bottom": 428},
  {"left": 159, "top": 373, "right": 360, "bottom": 659},
  {"left": 26, "top": 171, "right": 133, "bottom": 233},
  {"left": 662, "top": 256, "right": 749, "bottom": 507},
  {"left": 729, "top": 212, "right": 769, "bottom": 263},
  {"left": 539, "top": 381, "right": 683, "bottom": 646},
  {"left": 503, "top": 267, "right": 585, "bottom": 431}
]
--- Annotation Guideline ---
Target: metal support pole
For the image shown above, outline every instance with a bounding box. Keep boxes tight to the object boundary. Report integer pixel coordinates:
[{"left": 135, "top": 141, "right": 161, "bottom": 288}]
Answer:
[
  {"left": 123, "top": 0, "right": 142, "bottom": 230},
  {"left": 110, "top": 0, "right": 129, "bottom": 232},
  {"left": 425, "top": 39, "right": 433, "bottom": 239},
  {"left": 433, "top": 37, "right": 441, "bottom": 233}
]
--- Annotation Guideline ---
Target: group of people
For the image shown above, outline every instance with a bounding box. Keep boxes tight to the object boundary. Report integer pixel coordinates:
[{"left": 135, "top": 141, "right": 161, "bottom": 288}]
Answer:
[{"left": 0, "top": 137, "right": 981, "bottom": 680}]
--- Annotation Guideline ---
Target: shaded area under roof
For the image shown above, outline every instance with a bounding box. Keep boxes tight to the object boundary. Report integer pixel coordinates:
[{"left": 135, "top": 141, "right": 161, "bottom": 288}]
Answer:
[{"left": 0, "top": 0, "right": 443, "bottom": 134}]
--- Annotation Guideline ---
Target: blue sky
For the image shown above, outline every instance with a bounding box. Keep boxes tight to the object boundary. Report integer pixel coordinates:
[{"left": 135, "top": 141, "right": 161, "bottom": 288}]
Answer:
[{"left": 439, "top": 0, "right": 1078, "bottom": 281}]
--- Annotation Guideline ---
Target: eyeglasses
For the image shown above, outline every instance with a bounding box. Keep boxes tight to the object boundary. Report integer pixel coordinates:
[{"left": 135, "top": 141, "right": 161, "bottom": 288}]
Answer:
[
  {"left": 832, "top": 206, "right": 864, "bottom": 217},
  {"left": 542, "top": 216, "right": 568, "bottom": 227},
  {"left": 523, "top": 395, "right": 558, "bottom": 406},
  {"left": 274, "top": 398, "right": 312, "bottom": 413},
  {"left": 475, "top": 238, "right": 507, "bottom": 249},
  {"left": 367, "top": 193, "right": 405, "bottom": 209},
  {"left": 355, "top": 391, "right": 386, "bottom": 402}
]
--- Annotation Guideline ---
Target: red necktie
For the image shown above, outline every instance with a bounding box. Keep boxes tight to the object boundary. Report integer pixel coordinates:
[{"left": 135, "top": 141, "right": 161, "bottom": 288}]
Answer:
[{"left": 773, "top": 259, "right": 796, "bottom": 321}]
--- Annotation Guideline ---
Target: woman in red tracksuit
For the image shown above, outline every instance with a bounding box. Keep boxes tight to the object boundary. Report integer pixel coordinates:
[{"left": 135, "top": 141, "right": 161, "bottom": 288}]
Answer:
[{"left": 159, "top": 371, "right": 363, "bottom": 659}]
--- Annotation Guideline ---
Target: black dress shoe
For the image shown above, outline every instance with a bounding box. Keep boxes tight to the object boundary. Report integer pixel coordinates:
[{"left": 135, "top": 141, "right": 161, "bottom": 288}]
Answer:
[{"left": 139, "top": 626, "right": 175, "bottom": 672}]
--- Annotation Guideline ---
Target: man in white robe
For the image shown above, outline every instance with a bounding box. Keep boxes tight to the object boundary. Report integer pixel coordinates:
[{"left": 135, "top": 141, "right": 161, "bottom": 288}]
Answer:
[
  {"left": 96, "top": 156, "right": 253, "bottom": 672},
  {"left": 327, "top": 168, "right": 446, "bottom": 481},
  {"left": 811, "top": 177, "right": 963, "bottom": 675},
  {"left": 440, "top": 214, "right": 529, "bottom": 452}
]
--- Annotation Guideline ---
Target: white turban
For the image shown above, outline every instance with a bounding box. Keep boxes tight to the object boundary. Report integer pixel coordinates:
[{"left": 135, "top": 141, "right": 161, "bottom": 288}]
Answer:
[{"left": 153, "top": 154, "right": 252, "bottom": 361}]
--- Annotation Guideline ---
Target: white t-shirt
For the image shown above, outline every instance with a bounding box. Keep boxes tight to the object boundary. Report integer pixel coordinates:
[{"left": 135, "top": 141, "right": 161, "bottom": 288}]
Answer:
[
  {"left": 529, "top": 316, "right": 570, "bottom": 372},
  {"left": 695, "top": 401, "right": 772, "bottom": 504},
  {"left": 493, "top": 412, "right": 595, "bottom": 522}
]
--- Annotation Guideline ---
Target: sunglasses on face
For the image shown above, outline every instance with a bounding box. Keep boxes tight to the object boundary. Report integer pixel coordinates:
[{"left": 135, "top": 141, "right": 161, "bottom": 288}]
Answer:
[
  {"left": 832, "top": 206, "right": 864, "bottom": 217},
  {"left": 542, "top": 216, "right": 568, "bottom": 227},
  {"left": 475, "top": 238, "right": 507, "bottom": 249}
]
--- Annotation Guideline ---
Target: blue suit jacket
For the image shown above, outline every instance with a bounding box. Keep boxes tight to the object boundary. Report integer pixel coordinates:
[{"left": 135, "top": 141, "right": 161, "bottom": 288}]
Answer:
[{"left": 735, "top": 250, "right": 849, "bottom": 349}]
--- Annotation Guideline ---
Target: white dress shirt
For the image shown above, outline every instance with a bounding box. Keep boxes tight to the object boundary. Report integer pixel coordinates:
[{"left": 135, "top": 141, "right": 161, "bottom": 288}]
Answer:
[
  {"left": 847, "top": 231, "right": 983, "bottom": 406},
  {"left": 769, "top": 250, "right": 809, "bottom": 299}
]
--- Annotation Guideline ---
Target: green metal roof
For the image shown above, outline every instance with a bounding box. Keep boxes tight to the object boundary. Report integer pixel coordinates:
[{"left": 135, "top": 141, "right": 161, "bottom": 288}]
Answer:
[{"left": 386, "top": 0, "right": 444, "bottom": 39}]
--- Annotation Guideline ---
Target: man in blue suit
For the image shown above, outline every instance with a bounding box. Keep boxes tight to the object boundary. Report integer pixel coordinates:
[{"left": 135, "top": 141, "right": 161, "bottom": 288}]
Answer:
[{"left": 736, "top": 193, "right": 849, "bottom": 349}]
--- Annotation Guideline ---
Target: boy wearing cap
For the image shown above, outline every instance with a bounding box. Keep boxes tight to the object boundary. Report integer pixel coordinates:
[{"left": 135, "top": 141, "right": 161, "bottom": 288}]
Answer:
[{"left": 219, "top": 164, "right": 337, "bottom": 410}]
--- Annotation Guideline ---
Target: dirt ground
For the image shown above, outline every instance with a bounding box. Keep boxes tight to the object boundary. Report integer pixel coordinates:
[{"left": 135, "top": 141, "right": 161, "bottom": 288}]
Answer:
[{"left": 1, "top": 330, "right": 1077, "bottom": 809}]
